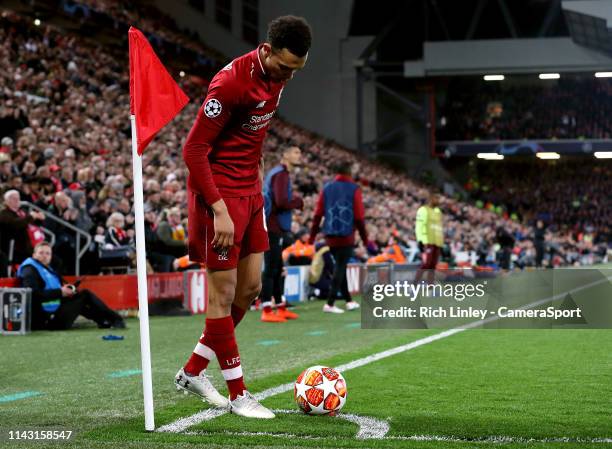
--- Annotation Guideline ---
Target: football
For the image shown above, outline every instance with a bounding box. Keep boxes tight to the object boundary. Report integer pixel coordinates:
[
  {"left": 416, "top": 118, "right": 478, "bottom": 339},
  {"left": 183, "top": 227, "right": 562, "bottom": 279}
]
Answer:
[{"left": 294, "top": 365, "right": 347, "bottom": 415}]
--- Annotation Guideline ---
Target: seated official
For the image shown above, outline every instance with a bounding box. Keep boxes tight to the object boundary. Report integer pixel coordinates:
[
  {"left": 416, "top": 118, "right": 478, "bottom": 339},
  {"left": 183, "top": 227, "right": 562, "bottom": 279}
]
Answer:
[
  {"left": 308, "top": 242, "right": 335, "bottom": 300},
  {"left": 17, "top": 242, "right": 125, "bottom": 330}
]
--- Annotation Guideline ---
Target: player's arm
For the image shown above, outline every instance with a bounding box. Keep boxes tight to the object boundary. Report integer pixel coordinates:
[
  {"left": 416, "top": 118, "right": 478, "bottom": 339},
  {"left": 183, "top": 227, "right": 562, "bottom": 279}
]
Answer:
[
  {"left": 308, "top": 191, "right": 325, "bottom": 244},
  {"left": 273, "top": 170, "right": 303, "bottom": 210},
  {"left": 415, "top": 206, "right": 427, "bottom": 250},
  {"left": 182, "top": 79, "right": 238, "bottom": 249},
  {"left": 353, "top": 187, "right": 371, "bottom": 248}
]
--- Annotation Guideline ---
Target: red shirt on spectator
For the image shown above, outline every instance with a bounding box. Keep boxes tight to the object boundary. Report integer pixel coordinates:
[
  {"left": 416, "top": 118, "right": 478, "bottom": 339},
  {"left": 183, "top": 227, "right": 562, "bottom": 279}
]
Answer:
[{"left": 183, "top": 46, "right": 285, "bottom": 205}]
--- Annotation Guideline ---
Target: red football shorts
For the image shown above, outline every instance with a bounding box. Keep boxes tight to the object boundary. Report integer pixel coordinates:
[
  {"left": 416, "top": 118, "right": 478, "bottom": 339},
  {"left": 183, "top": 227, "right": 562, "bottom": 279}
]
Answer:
[
  {"left": 188, "top": 191, "right": 269, "bottom": 270},
  {"left": 420, "top": 244, "right": 441, "bottom": 270}
]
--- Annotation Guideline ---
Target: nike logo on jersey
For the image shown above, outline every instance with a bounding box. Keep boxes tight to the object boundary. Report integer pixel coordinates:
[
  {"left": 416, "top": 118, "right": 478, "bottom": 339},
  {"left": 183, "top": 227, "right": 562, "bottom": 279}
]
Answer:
[{"left": 256, "top": 100, "right": 266, "bottom": 108}]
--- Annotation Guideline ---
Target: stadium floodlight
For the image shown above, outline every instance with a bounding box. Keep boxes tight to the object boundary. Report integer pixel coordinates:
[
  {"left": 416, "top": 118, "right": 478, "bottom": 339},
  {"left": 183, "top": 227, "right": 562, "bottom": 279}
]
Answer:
[
  {"left": 536, "top": 152, "right": 560, "bottom": 159},
  {"left": 539, "top": 73, "right": 560, "bottom": 80},
  {"left": 595, "top": 72, "right": 612, "bottom": 78},
  {"left": 594, "top": 151, "right": 612, "bottom": 159},
  {"left": 179, "top": 71, "right": 185, "bottom": 77},
  {"left": 484, "top": 74, "right": 505, "bottom": 81},
  {"left": 34, "top": 19, "right": 41, "bottom": 26},
  {"left": 477, "top": 153, "right": 504, "bottom": 160}
]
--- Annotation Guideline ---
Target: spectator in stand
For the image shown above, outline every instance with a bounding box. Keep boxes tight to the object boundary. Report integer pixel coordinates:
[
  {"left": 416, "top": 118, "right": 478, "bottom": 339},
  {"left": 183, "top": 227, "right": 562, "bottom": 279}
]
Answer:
[
  {"left": 496, "top": 226, "right": 515, "bottom": 270},
  {"left": 0, "top": 152, "right": 12, "bottom": 183},
  {"left": 0, "top": 190, "right": 45, "bottom": 269},
  {"left": 156, "top": 207, "right": 187, "bottom": 258},
  {"left": 104, "top": 212, "right": 133, "bottom": 248},
  {"left": 17, "top": 242, "right": 125, "bottom": 330},
  {"left": 534, "top": 220, "right": 547, "bottom": 268},
  {"left": 261, "top": 145, "right": 303, "bottom": 323},
  {"left": 144, "top": 205, "right": 175, "bottom": 272}
]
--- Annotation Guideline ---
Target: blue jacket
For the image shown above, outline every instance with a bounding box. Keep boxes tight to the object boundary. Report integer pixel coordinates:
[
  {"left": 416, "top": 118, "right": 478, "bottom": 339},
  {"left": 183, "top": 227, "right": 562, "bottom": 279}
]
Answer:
[
  {"left": 263, "top": 164, "right": 293, "bottom": 232},
  {"left": 322, "top": 180, "right": 358, "bottom": 237},
  {"left": 17, "top": 258, "right": 62, "bottom": 313}
]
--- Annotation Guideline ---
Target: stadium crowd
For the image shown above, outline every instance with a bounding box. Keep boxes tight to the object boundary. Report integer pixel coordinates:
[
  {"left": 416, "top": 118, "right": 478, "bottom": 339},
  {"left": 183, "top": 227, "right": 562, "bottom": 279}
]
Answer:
[
  {"left": 465, "top": 159, "right": 610, "bottom": 248},
  {"left": 437, "top": 76, "right": 612, "bottom": 141},
  {"left": 0, "top": 10, "right": 608, "bottom": 278}
]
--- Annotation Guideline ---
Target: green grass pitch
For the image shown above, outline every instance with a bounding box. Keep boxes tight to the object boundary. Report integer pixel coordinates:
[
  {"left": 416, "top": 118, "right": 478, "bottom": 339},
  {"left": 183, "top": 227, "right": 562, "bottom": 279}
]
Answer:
[{"left": 1, "top": 286, "right": 611, "bottom": 449}]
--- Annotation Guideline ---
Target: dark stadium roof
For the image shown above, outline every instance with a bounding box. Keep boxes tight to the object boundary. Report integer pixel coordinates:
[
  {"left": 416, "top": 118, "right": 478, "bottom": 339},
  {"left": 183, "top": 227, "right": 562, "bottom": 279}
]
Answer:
[{"left": 349, "top": 0, "right": 570, "bottom": 61}]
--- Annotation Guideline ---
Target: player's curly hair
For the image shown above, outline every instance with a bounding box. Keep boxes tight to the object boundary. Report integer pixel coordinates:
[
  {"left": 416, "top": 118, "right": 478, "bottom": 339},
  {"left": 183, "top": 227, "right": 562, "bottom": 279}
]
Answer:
[{"left": 267, "top": 15, "right": 312, "bottom": 57}]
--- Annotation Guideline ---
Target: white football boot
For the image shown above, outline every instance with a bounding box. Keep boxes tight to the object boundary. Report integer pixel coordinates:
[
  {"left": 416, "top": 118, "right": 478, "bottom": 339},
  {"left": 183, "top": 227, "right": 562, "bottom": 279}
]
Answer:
[
  {"left": 174, "top": 368, "right": 229, "bottom": 408},
  {"left": 345, "top": 301, "right": 361, "bottom": 311},
  {"left": 229, "top": 391, "right": 275, "bottom": 419},
  {"left": 323, "top": 304, "right": 344, "bottom": 314}
]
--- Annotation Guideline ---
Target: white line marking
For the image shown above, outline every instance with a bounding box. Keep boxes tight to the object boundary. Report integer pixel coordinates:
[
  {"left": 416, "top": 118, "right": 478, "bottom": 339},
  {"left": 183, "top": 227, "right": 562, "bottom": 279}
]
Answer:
[
  {"left": 183, "top": 430, "right": 612, "bottom": 444},
  {"left": 158, "top": 275, "right": 611, "bottom": 435},
  {"left": 341, "top": 413, "right": 390, "bottom": 439},
  {"left": 183, "top": 409, "right": 389, "bottom": 440},
  {"left": 387, "top": 435, "right": 612, "bottom": 444},
  {"left": 156, "top": 407, "right": 227, "bottom": 433}
]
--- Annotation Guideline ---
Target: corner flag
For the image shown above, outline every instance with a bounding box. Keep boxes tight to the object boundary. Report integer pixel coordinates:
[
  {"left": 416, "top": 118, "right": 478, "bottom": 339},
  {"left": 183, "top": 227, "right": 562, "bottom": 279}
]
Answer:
[
  {"left": 128, "top": 26, "right": 189, "bottom": 431},
  {"left": 129, "top": 26, "right": 190, "bottom": 154}
]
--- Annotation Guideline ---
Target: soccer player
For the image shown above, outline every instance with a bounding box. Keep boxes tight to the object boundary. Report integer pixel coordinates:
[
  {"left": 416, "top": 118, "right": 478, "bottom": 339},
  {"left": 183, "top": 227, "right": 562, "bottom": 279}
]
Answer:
[
  {"left": 414, "top": 192, "right": 443, "bottom": 284},
  {"left": 308, "top": 162, "right": 371, "bottom": 313},
  {"left": 177, "top": 16, "right": 311, "bottom": 419},
  {"left": 261, "top": 145, "right": 303, "bottom": 322}
]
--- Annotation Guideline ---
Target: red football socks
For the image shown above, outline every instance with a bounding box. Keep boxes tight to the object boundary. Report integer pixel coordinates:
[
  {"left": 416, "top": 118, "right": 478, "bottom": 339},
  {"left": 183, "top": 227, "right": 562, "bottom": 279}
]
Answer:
[
  {"left": 262, "top": 302, "right": 273, "bottom": 313},
  {"left": 204, "top": 316, "right": 246, "bottom": 400},
  {"left": 184, "top": 305, "right": 247, "bottom": 376},
  {"left": 184, "top": 329, "right": 213, "bottom": 376}
]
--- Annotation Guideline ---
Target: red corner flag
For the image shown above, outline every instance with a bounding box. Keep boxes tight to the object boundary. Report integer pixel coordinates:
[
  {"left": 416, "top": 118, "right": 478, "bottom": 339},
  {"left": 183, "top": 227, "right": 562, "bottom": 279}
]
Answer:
[{"left": 129, "top": 26, "right": 189, "bottom": 154}]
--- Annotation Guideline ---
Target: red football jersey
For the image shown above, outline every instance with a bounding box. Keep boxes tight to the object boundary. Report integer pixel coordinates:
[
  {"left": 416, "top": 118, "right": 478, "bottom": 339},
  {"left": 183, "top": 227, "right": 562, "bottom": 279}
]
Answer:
[{"left": 183, "top": 46, "right": 285, "bottom": 206}]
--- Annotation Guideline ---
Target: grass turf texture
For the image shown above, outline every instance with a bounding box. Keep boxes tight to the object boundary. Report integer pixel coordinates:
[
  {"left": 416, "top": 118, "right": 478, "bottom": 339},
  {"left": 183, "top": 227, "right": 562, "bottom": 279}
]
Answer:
[{"left": 1, "top": 294, "right": 611, "bottom": 448}]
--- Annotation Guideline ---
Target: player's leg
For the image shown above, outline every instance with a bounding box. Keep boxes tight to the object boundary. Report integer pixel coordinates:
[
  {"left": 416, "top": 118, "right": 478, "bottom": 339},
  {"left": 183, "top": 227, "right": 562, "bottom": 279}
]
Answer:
[
  {"left": 176, "top": 268, "right": 237, "bottom": 408},
  {"left": 225, "top": 194, "right": 274, "bottom": 418},
  {"left": 425, "top": 245, "right": 438, "bottom": 283},
  {"left": 273, "top": 233, "right": 298, "bottom": 319},
  {"left": 260, "top": 232, "right": 286, "bottom": 322},
  {"left": 177, "top": 194, "right": 243, "bottom": 408},
  {"left": 324, "top": 246, "right": 346, "bottom": 313},
  {"left": 335, "top": 246, "right": 359, "bottom": 310},
  {"left": 234, "top": 251, "right": 263, "bottom": 312},
  {"left": 415, "top": 244, "right": 431, "bottom": 284},
  {"left": 200, "top": 268, "right": 248, "bottom": 399}
]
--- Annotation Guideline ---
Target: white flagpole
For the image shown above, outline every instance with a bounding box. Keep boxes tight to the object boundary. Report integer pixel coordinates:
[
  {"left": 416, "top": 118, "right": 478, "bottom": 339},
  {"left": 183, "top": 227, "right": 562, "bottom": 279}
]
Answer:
[{"left": 130, "top": 114, "right": 155, "bottom": 431}]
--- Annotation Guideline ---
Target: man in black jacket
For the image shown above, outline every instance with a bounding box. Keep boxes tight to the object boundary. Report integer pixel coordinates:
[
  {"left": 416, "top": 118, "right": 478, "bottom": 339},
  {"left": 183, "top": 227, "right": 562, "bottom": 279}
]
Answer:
[
  {"left": 0, "top": 189, "right": 45, "bottom": 267},
  {"left": 17, "top": 242, "right": 125, "bottom": 330}
]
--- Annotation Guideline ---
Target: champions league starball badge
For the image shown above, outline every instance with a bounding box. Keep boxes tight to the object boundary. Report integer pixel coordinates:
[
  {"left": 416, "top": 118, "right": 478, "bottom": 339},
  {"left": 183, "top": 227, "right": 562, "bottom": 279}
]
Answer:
[{"left": 204, "top": 98, "right": 222, "bottom": 118}]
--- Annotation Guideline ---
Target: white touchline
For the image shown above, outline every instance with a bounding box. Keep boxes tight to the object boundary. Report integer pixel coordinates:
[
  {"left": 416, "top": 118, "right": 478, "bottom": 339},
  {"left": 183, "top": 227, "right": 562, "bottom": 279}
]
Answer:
[{"left": 157, "top": 275, "right": 612, "bottom": 434}]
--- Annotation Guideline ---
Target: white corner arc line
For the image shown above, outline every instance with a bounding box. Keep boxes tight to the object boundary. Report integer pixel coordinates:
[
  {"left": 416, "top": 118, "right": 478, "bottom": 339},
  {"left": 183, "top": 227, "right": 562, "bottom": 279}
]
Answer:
[{"left": 157, "top": 275, "right": 612, "bottom": 434}]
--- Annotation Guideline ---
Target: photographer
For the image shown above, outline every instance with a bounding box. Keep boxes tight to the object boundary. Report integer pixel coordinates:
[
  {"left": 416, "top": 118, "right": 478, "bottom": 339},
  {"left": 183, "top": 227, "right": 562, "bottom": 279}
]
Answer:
[{"left": 17, "top": 242, "right": 125, "bottom": 330}]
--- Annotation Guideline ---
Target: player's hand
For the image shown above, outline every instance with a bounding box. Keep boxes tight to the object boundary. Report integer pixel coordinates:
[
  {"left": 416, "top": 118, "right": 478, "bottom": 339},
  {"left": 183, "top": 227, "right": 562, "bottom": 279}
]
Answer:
[
  {"left": 295, "top": 196, "right": 304, "bottom": 210},
  {"left": 61, "top": 285, "right": 75, "bottom": 297},
  {"left": 211, "top": 200, "right": 234, "bottom": 250}
]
